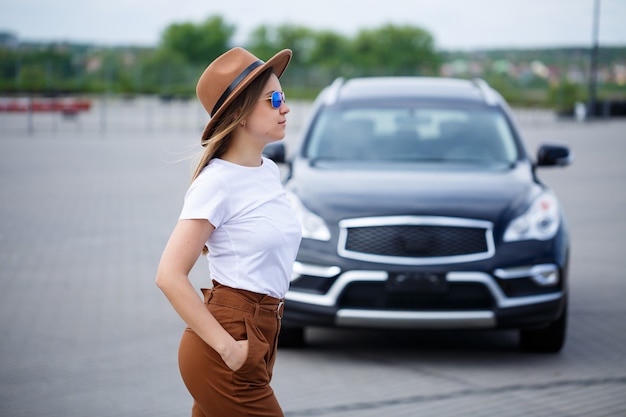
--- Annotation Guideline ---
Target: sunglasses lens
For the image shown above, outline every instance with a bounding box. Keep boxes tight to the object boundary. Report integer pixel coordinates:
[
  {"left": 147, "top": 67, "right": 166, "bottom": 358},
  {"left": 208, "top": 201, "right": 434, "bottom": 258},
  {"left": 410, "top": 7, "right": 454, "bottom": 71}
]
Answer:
[{"left": 271, "top": 91, "right": 284, "bottom": 108}]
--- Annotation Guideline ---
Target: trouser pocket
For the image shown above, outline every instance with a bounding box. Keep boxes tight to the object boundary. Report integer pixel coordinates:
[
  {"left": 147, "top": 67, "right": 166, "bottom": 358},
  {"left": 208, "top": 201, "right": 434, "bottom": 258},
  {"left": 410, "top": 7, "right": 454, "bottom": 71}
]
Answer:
[{"left": 234, "top": 317, "right": 271, "bottom": 388}]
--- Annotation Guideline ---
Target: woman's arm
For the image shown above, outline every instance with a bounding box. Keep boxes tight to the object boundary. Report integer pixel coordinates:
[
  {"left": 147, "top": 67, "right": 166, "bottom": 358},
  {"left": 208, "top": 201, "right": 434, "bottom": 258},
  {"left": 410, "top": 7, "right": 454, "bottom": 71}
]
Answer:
[{"left": 156, "top": 219, "right": 248, "bottom": 371}]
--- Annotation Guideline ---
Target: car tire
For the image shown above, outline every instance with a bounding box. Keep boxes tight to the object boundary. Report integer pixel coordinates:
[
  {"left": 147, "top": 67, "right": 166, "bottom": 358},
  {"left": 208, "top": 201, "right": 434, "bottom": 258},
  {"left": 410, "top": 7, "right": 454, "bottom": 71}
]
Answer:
[
  {"left": 519, "top": 302, "right": 567, "bottom": 353},
  {"left": 278, "top": 326, "right": 306, "bottom": 348}
]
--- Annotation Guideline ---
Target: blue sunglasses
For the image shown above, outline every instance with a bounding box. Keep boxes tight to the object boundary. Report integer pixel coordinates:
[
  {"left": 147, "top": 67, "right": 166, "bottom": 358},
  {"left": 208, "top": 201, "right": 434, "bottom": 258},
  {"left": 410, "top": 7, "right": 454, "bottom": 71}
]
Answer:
[{"left": 260, "top": 91, "right": 286, "bottom": 109}]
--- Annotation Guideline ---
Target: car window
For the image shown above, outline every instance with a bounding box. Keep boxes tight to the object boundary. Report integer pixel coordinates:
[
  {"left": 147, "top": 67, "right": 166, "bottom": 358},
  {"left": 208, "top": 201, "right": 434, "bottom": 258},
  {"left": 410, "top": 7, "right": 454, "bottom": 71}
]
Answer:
[{"left": 305, "top": 106, "right": 518, "bottom": 166}]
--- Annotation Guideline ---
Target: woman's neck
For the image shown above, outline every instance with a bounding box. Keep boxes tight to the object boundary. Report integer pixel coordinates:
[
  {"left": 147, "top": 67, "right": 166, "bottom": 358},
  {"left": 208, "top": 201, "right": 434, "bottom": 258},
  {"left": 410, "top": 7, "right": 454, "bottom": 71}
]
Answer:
[{"left": 220, "top": 145, "right": 263, "bottom": 167}]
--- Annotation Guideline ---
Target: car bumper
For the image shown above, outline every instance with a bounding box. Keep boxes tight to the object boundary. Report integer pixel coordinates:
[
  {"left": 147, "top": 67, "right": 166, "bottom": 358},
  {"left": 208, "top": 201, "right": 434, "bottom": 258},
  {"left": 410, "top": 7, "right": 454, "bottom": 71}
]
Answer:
[{"left": 283, "top": 263, "right": 566, "bottom": 330}]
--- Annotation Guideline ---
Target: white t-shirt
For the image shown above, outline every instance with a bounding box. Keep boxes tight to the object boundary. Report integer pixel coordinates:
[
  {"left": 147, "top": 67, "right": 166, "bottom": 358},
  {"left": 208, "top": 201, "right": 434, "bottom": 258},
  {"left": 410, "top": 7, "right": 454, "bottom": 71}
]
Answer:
[{"left": 179, "top": 157, "right": 302, "bottom": 299}]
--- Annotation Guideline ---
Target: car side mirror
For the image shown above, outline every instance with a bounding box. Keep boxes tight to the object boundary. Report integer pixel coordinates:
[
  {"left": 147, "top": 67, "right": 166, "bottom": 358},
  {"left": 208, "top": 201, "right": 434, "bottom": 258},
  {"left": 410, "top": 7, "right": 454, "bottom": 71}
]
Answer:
[
  {"left": 536, "top": 144, "right": 572, "bottom": 167},
  {"left": 263, "top": 142, "right": 286, "bottom": 164}
]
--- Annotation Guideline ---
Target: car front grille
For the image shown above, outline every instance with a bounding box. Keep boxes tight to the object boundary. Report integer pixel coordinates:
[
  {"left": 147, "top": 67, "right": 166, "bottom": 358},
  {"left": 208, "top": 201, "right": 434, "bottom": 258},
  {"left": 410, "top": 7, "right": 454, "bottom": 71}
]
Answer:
[
  {"left": 338, "top": 216, "right": 494, "bottom": 265},
  {"left": 338, "top": 282, "right": 494, "bottom": 310}
]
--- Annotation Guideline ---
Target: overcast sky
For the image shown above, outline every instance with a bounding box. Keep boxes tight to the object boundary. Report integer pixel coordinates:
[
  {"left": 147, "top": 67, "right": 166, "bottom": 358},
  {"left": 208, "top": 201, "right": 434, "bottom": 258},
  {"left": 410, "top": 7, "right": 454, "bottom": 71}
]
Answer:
[{"left": 1, "top": 0, "right": 625, "bottom": 50}]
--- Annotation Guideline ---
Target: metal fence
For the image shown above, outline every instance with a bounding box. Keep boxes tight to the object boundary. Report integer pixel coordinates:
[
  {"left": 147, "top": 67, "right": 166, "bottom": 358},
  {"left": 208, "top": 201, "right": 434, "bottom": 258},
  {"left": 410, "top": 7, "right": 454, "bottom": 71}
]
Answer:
[
  {"left": 0, "top": 95, "right": 208, "bottom": 136},
  {"left": 0, "top": 95, "right": 557, "bottom": 138}
]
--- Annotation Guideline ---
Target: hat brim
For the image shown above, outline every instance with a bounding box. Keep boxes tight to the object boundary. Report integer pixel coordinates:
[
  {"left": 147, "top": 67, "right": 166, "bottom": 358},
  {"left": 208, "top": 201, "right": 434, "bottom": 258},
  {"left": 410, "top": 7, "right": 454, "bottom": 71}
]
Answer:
[{"left": 200, "top": 49, "right": 292, "bottom": 145}]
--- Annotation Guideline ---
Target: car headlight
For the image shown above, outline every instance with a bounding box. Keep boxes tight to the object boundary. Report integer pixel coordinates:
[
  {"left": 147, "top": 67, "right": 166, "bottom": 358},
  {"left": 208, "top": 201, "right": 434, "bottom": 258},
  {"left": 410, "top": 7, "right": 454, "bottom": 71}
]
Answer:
[
  {"left": 286, "top": 191, "right": 331, "bottom": 241},
  {"left": 503, "top": 191, "right": 560, "bottom": 242}
]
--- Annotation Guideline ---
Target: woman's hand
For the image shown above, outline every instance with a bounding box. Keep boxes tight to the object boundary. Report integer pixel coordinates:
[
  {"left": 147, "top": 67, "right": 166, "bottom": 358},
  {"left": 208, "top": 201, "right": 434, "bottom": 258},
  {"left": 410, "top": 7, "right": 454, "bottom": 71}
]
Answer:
[{"left": 220, "top": 339, "right": 249, "bottom": 372}]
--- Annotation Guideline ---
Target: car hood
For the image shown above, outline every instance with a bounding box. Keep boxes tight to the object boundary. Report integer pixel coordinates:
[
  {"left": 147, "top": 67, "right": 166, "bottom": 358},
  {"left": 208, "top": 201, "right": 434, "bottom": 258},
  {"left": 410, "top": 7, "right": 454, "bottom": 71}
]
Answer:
[{"left": 288, "top": 160, "right": 540, "bottom": 224}]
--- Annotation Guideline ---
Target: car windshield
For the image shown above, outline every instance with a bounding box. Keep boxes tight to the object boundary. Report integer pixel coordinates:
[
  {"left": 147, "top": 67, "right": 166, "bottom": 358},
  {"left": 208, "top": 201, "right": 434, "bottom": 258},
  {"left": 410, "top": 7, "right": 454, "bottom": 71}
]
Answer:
[{"left": 304, "top": 106, "right": 519, "bottom": 167}]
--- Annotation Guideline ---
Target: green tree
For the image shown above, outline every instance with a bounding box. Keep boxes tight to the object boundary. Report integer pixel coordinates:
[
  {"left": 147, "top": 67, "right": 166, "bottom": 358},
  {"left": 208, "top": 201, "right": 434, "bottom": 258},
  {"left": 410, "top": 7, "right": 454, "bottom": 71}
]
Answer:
[
  {"left": 274, "top": 25, "right": 316, "bottom": 67},
  {"left": 160, "top": 15, "right": 235, "bottom": 66},
  {"left": 17, "top": 64, "right": 46, "bottom": 92},
  {"left": 353, "top": 24, "right": 440, "bottom": 76},
  {"left": 246, "top": 26, "right": 279, "bottom": 63},
  {"left": 549, "top": 80, "right": 586, "bottom": 113},
  {"left": 247, "top": 24, "right": 319, "bottom": 90},
  {"left": 137, "top": 48, "right": 191, "bottom": 95},
  {"left": 309, "top": 31, "right": 352, "bottom": 72},
  {"left": 6, "top": 46, "right": 78, "bottom": 93},
  {"left": 247, "top": 24, "right": 315, "bottom": 67},
  {"left": 307, "top": 30, "right": 353, "bottom": 85}
]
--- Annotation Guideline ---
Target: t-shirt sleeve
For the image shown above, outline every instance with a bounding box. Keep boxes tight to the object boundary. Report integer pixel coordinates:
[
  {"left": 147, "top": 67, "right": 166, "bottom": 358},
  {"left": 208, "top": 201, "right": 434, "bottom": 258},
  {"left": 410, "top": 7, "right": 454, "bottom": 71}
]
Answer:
[{"left": 178, "top": 173, "right": 229, "bottom": 228}]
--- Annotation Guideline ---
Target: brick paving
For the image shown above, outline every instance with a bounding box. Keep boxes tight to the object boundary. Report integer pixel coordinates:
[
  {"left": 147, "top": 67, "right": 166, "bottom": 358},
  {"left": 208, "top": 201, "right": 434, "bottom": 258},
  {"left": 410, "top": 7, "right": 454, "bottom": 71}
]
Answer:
[{"left": 1, "top": 103, "right": 625, "bottom": 417}]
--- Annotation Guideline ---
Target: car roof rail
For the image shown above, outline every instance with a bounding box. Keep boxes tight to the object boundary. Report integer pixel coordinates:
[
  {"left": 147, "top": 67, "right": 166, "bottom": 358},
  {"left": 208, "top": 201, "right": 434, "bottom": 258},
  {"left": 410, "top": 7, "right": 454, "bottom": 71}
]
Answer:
[
  {"left": 322, "top": 77, "right": 345, "bottom": 105},
  {"left": 472, "top": 78, "right": 500, "bottom": 106}
]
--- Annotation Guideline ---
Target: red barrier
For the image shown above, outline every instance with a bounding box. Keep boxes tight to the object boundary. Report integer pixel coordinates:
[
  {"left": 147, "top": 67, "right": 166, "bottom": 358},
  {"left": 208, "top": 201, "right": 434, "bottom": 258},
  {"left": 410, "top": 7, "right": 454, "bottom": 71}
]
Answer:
[{"left": 0, "top": 98, "right": 92, "bottom": 113}]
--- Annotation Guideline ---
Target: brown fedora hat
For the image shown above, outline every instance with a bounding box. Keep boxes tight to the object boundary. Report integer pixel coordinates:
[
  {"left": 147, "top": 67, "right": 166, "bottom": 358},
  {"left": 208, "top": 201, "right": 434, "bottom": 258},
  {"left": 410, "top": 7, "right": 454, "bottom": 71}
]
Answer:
[{"left": 196, "top": 47, "right": 292, "bottom": 145}]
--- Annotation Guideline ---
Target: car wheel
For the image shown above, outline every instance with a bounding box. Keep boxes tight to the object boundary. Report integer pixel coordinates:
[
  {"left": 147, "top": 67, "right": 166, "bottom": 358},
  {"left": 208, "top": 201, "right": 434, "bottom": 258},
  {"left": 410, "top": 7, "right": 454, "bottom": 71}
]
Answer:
[
  {"left": 519, "top": 302, "right": 567, "bottom": 353},
  {"left": 278, "top": 326, "right": 306, "bottom": 348}
]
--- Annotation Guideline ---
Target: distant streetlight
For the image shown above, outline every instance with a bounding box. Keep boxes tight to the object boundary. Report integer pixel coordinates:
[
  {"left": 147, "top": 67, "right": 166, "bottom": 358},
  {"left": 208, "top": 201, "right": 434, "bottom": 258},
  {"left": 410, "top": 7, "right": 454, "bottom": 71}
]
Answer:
[{"left": 587, "top": 0, "right": 600, "bottom": 119}]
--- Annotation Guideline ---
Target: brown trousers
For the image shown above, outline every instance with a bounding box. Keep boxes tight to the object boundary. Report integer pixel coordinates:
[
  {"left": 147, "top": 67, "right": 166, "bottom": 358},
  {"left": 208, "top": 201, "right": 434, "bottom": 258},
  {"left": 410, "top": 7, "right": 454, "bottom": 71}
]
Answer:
[{"left": 178, "top": 282, "right": 285, "bottom": 417}]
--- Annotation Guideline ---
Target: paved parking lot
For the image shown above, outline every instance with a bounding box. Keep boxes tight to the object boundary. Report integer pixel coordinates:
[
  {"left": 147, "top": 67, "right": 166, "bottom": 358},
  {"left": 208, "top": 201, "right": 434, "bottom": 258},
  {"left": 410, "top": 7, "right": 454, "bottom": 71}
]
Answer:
[{"left": 1, "top": 102, "right": 625, "bottom": 417}]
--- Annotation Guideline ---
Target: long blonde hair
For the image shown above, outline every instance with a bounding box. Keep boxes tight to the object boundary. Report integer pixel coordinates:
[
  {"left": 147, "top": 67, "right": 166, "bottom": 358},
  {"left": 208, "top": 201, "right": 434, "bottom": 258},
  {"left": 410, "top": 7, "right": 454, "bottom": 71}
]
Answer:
[
  {"left": 192, "top": 68, "right": 274, "bottom": 255},
  {"left": 191, "top": 68, "right": 274, "bottom": 182}
]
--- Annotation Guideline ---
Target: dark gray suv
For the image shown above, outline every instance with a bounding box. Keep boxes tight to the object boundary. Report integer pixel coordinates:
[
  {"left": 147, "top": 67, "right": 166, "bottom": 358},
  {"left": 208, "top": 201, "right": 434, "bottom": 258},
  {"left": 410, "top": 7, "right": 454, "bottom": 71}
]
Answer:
[{"left": 264, "top": 76, "right": 572, "bottom": 352}]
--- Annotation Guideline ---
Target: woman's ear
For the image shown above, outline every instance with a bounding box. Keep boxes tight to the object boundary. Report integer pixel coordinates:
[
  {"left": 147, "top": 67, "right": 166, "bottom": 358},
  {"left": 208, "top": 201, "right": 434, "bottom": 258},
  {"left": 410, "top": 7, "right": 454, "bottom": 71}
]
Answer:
[
  {"left": 231, "top": 108, "right": 243, "bottom": 124},
  {"left": 231, "top": 107, "right": 248, "bottom": 128}
]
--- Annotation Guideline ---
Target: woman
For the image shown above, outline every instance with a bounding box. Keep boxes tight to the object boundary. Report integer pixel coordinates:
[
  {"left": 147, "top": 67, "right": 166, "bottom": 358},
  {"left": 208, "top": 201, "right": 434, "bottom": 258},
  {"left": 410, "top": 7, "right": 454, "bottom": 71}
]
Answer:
[{"left": 156, "top": 47, "right": 302, "bottom": 417}]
